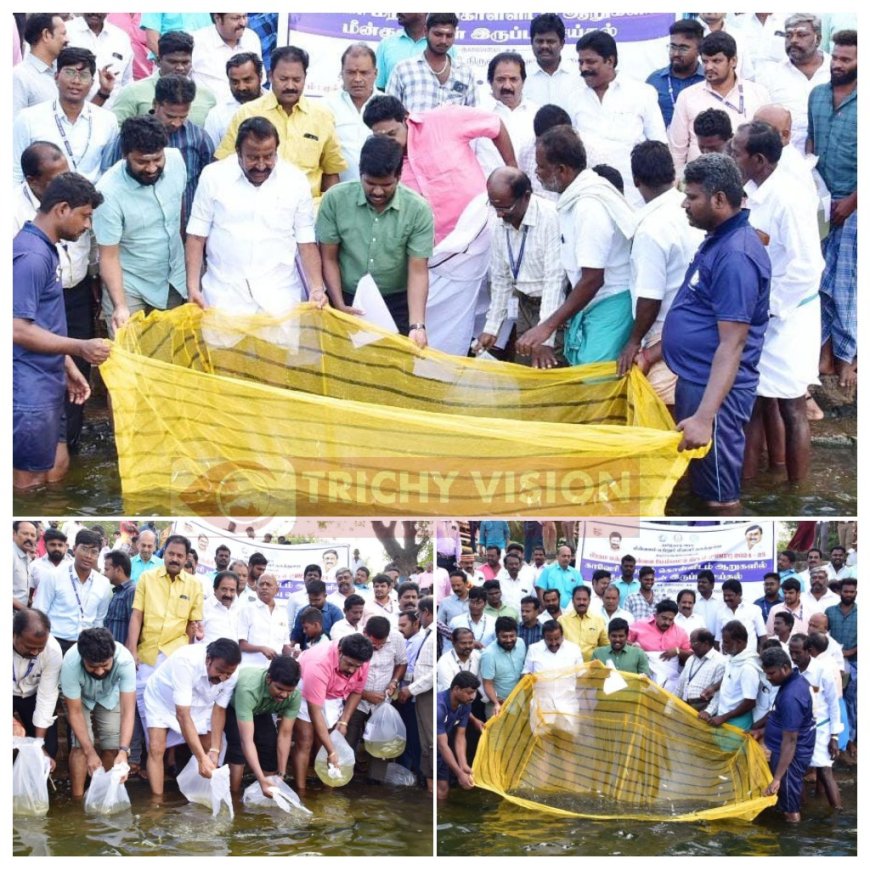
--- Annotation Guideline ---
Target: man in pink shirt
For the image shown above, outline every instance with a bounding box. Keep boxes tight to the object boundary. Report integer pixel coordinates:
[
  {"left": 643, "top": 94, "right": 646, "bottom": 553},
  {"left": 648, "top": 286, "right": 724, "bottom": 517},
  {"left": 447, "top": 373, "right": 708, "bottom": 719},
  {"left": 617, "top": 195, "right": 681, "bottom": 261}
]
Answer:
[
  {"left": 629, "top": 599, "right": 692, "bottom": 691},
  {"left": 293, "top": 634, "right": 372, "bottom": 792}
]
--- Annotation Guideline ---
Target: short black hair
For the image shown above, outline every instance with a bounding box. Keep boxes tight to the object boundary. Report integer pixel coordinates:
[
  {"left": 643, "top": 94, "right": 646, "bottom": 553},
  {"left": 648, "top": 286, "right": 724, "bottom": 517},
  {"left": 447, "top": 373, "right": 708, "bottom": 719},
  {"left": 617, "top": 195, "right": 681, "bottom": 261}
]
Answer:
[
  {"left": 56, "top": 47, "right": 97, "bottom": 76},
  {"left": 363, "top": 94, "right": 408, "bottom": 129},
  {"left": 213, "top": 569, "right": 239, "bottom": 591},
  {"left": 271, "top": 44, "right": 309, "bottom": 73},
  {"left": 359, "top": 137, "right": 406, "bottom": 185},
  {"left": 530, "top": 13, "right": 565, "bottom": 42},
  {"left": 303, "top": 563, "right": 322, "bottom": 577},
  {"left": 697, "top": 569, "right": 716, "bottom": 584},
  {"left": 249, "top": 552, "right": 268, "bottom": 567},
  {"left": 670, "top": 19, "right": 704, "bottom": 41},
  {"left": 120, "top": 115, "right": 168, "bottom": 156},
  {"left": 24, "top": 14, "right": 62, "bottom": 47},
  {"left": 43, "top": 527, "right": 68, "bottom": 544},
  {"left": 779, "top": 549, "right": 797, "bottom": 564},
  {"left": 206, "top": 638, "right": 242, "bottom": 665},
  {"left": 339, "top": 633, "right": 374, "bottom": 662},
  {"left": 77, "top": 627, "right": 116, "bottom": 664},
  {"left": 738, "top": 120, "right": 783, "bottom": 164},
  {"left": 300, "top": 606, "right": 323, "bottom": 625},
  {"left": 468, "top": 586, "right": 487, "bottom": 602},
  {"left": 608, "top": 617, "right": 630, "bottom": 634},
  {"left": 158, "top": 30, "right": 194, "bottom": 57},
  {"left": 38, "top": 172, "right": 103, "bottom": 214},
  {"left": 236, "top": 116, "right": 280, "bottom": 152},
  {"left": 774, "top": 610, "right": 795, "bottom": 628},
  {"left": 20, "top": 140, "right": 65, "bottom": 181},
  {"left": 591, "top": 569, "right": 612, "bottom": 582},
  {"left": 482, "top": 579, "right": 501, "bottom": 592},
  {"left": 520, "top": 595, "right": 540, "bottom": 609},
  {"left": 449, "top": 568, "right": 468, "bottom": 582},
  {"left": 533, "top": 104, "right": 573, "bottom": 137},
  {"left": 372, "top": 572, "right": 392, "bottom": 586},
  {"left": 268, "top": 654, "right": 300, "bottom": 686},
  {"left": 306, "top": 578, "right": 327, "bottom": 596},
  {"left": 631, "top": 140, "right": 675, "bottom": 188},
  {"left": 487, "top": 51, "right": 526, "bottom": 83},
  {"left": 154, "top": 73, "right": 196, "bottom": 105},
  {"left": 721, "top": 578, "right": 743, "bottom": 596},
  {"left": 781, "top": 577, "right": 802, "bottom": 593},
  {"left": 576, "top": 31, "right": 617, "bottom": 65},
  {"left": 104, "top": 550, "right": 132, "bottom": 577},
  {"left": 721, "top": 619, "right": 748, "bottom": 642},
  {"left": 364, "top": 615, "right": 391, "bottom": 639},
  {"left": 426, "top": 13, "right": 459, "bottom": 29},
  {"left": 344, "top": 593, "right": 366, "bottom": 611},
  {"left": 538, "top": 126, "right": 586, "bottom": 171},
  {"left": 541, "top": 619, "right": 562, "bottom": 634},
  {"left": 761, "top": 647, "right": 791, "bottom": 670},
  {"left": 495, "top": 616, "right": 518, "bottom": 634},
  {"left": 700, "top": 31, "right": 737, "bottom": 60},
  {"left": 805, "top": 633, "right": 829, "bottom": 654},
  {"left": 831, "top": 29, "right": 857, "bottom": 48},
  {"left": 683, "top": 153, "right": 744, "bottom": 208},
  {"left": 763, "top": 572, "right": 781, "bottom": 584},
  {"left": 74, "top": 528, "right": 103, "bottom": 550},
  {"left": 163, "top": 533, "right": 192, "bottom": 554},
  {"left": 676, "top": 588, "right": 697, "bottom": 604},
  {"left": 655, "top": 599, "right": 679, "bottom": 615},
  {"left": 639, "top": 566, "right": 655, "bottom": 579},
  {"left": 418, "top": 595, "right": 434, "bottom": 616},
  {"left": 450, "top": 671, "right": 481, "bottom": 691},
  {"left": 692, "top": 628, "right": 715, "bottom": 645},
  {"left": 592, "top": 164, "right": 624, "bottom": 194},
  {"left": 226, "top": 50, "right": 263, "bottom": 77}
]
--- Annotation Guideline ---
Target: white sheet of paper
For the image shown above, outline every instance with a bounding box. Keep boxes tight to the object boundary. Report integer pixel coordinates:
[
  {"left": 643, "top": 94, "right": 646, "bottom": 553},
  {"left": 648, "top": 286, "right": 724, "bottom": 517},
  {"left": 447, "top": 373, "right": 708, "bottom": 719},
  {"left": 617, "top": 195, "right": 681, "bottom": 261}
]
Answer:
[{"left": 352, "top": 274, "right": 398, "bottom": 333}]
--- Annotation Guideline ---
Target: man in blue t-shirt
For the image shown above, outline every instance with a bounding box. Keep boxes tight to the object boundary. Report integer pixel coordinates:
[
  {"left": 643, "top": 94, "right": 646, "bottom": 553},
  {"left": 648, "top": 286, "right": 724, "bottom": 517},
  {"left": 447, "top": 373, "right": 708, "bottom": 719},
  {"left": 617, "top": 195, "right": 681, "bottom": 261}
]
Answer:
[
  {"left": 13, "top": 172, "right": 109, "bottom": 490},
  {"left": 436, "top": 671, "right": 479, "bottom": 800},
  {"left": 659, "top": 153, "right": 771, "bottom": 509},
  {"left": 757, "top": 646, "right": 816, "bottom": 822}
]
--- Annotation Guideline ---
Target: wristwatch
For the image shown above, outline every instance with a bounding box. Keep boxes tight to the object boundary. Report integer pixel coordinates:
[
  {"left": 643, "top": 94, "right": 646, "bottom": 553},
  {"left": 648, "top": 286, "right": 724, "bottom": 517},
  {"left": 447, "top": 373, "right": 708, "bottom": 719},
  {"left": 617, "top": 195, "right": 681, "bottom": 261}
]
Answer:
[
  {"left": 408, "top": 323, "right": 426, "bottom": 332},
  {"left": 117, "top": 744, "right": 131, "bottom": 753}
]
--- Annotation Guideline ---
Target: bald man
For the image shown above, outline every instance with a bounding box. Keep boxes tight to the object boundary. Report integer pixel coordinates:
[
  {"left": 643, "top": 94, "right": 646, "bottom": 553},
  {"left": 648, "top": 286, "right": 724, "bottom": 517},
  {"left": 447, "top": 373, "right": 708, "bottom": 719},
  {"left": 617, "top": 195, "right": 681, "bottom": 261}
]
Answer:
[
  {"left": 752, "top": 105, "right": 815, "bottom": 195},
  {"left": 475, "top": 167, "right": 566, "bottom": 368}
]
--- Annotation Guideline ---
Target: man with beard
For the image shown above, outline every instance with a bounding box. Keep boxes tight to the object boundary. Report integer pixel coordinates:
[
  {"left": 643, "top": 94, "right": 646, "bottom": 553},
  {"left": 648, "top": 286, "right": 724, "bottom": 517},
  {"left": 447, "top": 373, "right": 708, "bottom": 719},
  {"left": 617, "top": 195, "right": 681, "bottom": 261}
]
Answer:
[
  {"left": 646, "top": 18, "right": 706, "bottom": 127},
  {"left": 28, "top": 527, "right": 72, "bottom": 601},
  {"left": 825, "top": 577, "right": 857, "bottom": 762},
  {"left": 204, "top": 52, "right": 263, "bottom": 148},
  {"left": 94, "top": 115, "right": 187, "bottom": 335},
  {"left": 143, "top": 637, "right": 241, "bottom": 796},
  {"left": 33, "top": 529, "right": 112, "bottom": 655},
  {"left": 61, "top": 627, "right": 136, "bottom": 798},
  {"left": 12, "top": 608, "right": 62, "bottom": 767},
  {"left": 187, "top": 116, "right": 324, "bottom": 316},
  {"left": 130, "top": 530, "right": 163, "bottom": 582},
  {"left": 802, "top": 567, "right": 841, "bottom": 617},
  {"left": 592, "top": 617, "right": 650, "bottom": 674},
  {"left": 479, "top": 616, "right": 526, "bottom": 719},
  {"left": 191, "top": 14, "right": 261, "bottom": 105},
  {"left": 386, "top": 13, "right": 477, "bottom": 112}
]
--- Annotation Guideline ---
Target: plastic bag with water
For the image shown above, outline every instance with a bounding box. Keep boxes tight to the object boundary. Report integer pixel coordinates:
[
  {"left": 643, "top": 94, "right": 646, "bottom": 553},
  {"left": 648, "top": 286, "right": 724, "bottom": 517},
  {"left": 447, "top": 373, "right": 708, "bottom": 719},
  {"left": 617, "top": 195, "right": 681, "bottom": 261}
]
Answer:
[
  {"left": 314, "top": 730, "right": 356, "bottom": 787},
  {"left": 177, "top": 756, "right": 234, "bottom": 818},
  {"left": 13, "top": 737, "right": 52, "bottom": 816},
  {"left": 363, "top": 702, "right": 407, "bottom": 759},
  {"left": 84, "top": 763, "right": 132, "bottom": 815},
  {"left": 383, "top": 762, "right": 417, "bottom": 787},
  {"left": 242, "top": 775, "right": 312, "bottom": 815}
]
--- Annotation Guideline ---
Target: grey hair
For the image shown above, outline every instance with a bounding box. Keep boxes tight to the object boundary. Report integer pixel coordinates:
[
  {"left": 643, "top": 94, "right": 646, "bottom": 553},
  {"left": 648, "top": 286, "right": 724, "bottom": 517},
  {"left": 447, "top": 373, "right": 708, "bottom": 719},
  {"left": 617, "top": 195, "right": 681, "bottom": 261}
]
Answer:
[
  {"left": 683, "top": 153, "right": 744, "bottom": 207},
  {"left": 784, "top": 13, "right": 822, "bottom": 36}
]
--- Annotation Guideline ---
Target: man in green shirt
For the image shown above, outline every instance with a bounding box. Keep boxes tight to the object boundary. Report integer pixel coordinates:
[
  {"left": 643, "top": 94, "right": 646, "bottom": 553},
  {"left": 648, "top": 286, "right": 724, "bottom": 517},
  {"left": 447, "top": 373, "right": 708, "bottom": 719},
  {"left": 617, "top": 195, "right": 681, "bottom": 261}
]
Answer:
[
  {"left": 592, "top": 618, "right": 651, "bottom": 676},
  {"left": 482, "top": 580, "right": 519, "bottom": 622},
  {"left": 316, "top": 135, "right": 434, "bottom": 347},
  {"left": 224, "top": 655, "right": 301, "bottom": 796}
]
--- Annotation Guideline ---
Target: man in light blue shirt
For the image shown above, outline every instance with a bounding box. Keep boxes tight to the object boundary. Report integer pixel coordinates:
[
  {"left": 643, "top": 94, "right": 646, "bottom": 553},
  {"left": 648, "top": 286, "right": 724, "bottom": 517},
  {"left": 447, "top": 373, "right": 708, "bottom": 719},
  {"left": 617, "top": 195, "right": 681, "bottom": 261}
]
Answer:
[
  {"left": 60, "top": 627, "right": 136, "bottom": 797},
  {"left": 130, "top": 529, "right": 164, "bottom": 583},
  {"left": 479, "top": 616, "right": 526, "bottom": 719},
  {"left": 94, "top": 114, "right": 187, "bottom": 336},
  {"left": 535, "top": 545, "right": 584, "bottom": 610},
  {"left": 375, "top": 14, "right": 431, "bottom": 91}
]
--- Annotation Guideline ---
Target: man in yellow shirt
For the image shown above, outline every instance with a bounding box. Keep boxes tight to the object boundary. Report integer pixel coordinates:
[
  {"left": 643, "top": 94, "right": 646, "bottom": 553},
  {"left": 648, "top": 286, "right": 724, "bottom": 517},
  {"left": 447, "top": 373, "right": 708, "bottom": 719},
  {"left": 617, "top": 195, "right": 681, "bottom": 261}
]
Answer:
[
  {"left": 125, "top": 533, "right": 203, "bottom": 768},
  {"left": 558, "top": 585, "right": 608, "bottom": 660},
  {"left": 216, "top": 45, "right": 346, "bottom": 200}
]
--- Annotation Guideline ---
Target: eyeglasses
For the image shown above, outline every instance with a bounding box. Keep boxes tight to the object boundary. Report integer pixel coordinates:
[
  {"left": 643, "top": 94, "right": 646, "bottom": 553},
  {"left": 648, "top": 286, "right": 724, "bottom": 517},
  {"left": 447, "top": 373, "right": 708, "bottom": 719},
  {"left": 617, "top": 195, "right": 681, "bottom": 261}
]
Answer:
[
  {"left": 60, "top": 68, "right": 93, "bottom": 82},
  {"left": 77, "top": 545, "right": 100, "bottom": 555},
  {"left": 486, "top": 196, "right": 521, "bottom": 213},
  {"left": 668, "top": 43, "right": 695, "bottom": 55}
]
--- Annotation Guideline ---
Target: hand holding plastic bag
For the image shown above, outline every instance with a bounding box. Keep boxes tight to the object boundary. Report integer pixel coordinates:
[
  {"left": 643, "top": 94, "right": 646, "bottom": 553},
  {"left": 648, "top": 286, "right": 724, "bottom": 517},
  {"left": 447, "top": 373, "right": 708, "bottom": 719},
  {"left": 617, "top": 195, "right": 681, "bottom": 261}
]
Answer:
[
  {"left": 12, "top": 737, "right": 52, "bottom": 817},
  {"left": 242, "top": 775, "right": 312, "bottom": 815},
  {"left": 84, "top": 763, "right": 132, "bottom": 815},
  {"left": 177, "top": 756, "right": 234, "bottom": 818},
  {"left": 314, "top": 729, "right": 356, "bottom": 787},
  {"left": 363, "top": 702, "right": 407, "bottom": 759}
]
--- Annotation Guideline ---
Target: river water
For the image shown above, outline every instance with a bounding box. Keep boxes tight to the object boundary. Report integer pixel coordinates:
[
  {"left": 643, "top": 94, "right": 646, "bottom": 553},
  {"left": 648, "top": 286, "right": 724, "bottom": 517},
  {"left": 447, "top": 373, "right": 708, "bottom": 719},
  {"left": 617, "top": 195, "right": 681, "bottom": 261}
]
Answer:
[
  {"left": 437, "top": 770, "right": 856, "bottom": 856},
  {"left": 12, "top": 777, "right": 433, "bottom": 857},
  {"left": 10, "top": 414, "right": 856, "bottom": 517}
]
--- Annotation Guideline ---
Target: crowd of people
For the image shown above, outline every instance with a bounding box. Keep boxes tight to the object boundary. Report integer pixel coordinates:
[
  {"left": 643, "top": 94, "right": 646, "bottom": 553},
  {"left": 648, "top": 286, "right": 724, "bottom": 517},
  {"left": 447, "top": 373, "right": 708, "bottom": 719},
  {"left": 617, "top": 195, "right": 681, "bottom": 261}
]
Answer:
[
  {"left": 12, "top": 519, "right": 436, "bottom": 805},
  {"left": 434, "top": 532, "right": 857, "bottom": 822},
  {"left": 11, "top": 12, "right": 858, "bottom": 510}
]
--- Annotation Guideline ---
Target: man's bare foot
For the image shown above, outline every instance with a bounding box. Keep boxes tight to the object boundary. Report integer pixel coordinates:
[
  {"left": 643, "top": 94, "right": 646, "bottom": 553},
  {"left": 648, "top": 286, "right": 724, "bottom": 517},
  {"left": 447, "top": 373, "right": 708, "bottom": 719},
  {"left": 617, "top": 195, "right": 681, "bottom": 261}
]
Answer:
[
  {"left": 834, "top": 357, "right": 857, "bottom": 390},
  {"left": 806, "top": 395, "right": 824, "bottom": 421}
]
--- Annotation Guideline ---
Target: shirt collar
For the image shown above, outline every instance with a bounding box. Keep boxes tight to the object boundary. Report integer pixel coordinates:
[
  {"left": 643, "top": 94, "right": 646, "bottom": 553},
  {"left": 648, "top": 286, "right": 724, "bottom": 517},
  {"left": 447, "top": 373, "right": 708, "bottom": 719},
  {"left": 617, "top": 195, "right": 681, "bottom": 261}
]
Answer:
[
  {"left": 710, "top": 208, "right": 750, "bottom": 238},
  {"left": 264, "top": 90, "right": 310, "bottom": 116}
]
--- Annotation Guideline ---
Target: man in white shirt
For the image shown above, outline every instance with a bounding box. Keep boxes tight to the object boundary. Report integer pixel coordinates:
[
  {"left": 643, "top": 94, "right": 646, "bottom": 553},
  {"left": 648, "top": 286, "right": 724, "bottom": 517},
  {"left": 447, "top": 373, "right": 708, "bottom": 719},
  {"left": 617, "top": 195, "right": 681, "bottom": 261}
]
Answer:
[
  {"left": 186, "top": 116, "right": 326, "bottom": 315},
  {"left": 712, "top": 579, "right": 768, "bottom": 654},
  {"left": 732, "top": 121, "right": 823, "bottom": 485},
  {"left": 65, "top": 14, "right": 134, "bottom": 110},
  {"left": 13, "top": 14, "right": 68, "bottom": 114},
  {"left": 28, "top": 527, "right": 73, "bottom": 598},
  {"left": 675, "top": 588, "right": 706, "bottom": 637},
  {"left": 476, "top": 167, "right": 564, "bottom": 368},
  {"left": 437, "top": 627, "right": 481, "bottom": 690},
  {"left": 827, "top": 546, "right": 856, "bottom": 581},
  {"left": 143, "top": 638, "right": 241, "bottom": 796},
  {"left": 202, "top": 570, "right": 241, "bottom": 644},
  {"left": 802, "top": 568, "right": 841, "bottom": 618},
  {"left": 13, "top": 47, "right": 119, "bottom": 185},
  {"left": 326, "top": 568, "right": 357, "bottom": 612},
  {"left": 330, "top": 594, "right": 367, "bottom": 641},
  {"left": 523, "top": 13, "right": 578, "bottom": 114},
  {"left": 323, "top": 43, "right": 378, "bottom": 182},
  {"left": 694, "top": 570, "right": 723, "bottom": 630},
  {"left": 807, "top": 612, "right": 847, "bottom": 676},
  {"left": 518, "top": 125, "right": 635, "bottom": 368},
  {"left": 449, "top": 587, "right": 495, "bottom": 651},
  {"left": 238, "top": 573, "right": 293, "bottom": 666},
  {"left": 572, "top": 31, "right": 666, "bottom": 208},
  {"left": 523, "top": 620, "right": 584, "bottom": 674},
  {"left": 191, "top": 14, "right": 262, "bottom": 105},
  {"left": 618, "top": 140, "right": 703, "bottom": 406},
  {"left": 203, "top": 52, "right": 264, "bottom": 150},
  {"left": 494, "top": 551, "right": 536, "bottom": 612}
]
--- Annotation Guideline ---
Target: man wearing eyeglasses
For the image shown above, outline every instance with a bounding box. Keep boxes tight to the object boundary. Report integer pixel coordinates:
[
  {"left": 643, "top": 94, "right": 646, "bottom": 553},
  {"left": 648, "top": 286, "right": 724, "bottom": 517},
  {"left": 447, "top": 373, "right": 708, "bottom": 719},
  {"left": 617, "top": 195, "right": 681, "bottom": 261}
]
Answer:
[
  {"left": 32, "top": 529, "right": 112, "bottom": 655},
  {"left": 13, "top": 47, "right": 120, "bottom": 185},
  {"left": 646, "top": 19, "right": 706, "bottom": 128},
  {"left": 475, "top": 167, "right": 564, "bottom": 368}
]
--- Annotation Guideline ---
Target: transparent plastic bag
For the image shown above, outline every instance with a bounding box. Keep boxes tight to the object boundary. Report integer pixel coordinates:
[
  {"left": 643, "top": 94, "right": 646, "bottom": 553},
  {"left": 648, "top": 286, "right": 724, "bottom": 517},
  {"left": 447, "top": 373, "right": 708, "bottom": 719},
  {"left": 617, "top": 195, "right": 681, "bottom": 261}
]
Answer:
[
  {"left": 176, "top": 756, "right": 234, "bottom": 818},
  {"left": 314, "top": 729, "right": 356, "bottom": 787},
  {"left": 363, "top": 702, "right": 407, "bottom": 759},
  {"left": 84, "top": 763, "right": 132, "bottom": 815},
  {"left": 383, "top": 762, "right": 417, "bottom": 787},
  {"left": 12, "top": 737, "right": 52, "bottom": 816},
  {"left": 242, "top": 775, "right": 312, "bottom": 815}
]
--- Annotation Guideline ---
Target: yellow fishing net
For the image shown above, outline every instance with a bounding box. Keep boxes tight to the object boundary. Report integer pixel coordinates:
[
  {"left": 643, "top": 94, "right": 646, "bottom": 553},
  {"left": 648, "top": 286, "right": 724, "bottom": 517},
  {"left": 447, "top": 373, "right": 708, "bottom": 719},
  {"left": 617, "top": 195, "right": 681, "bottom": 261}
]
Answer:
[
  {"left": 472, "top": 661, "right": 776, "bottom": 822},
  {"left": 100, "top": 303, "right": 707, "bottom": 517}
]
